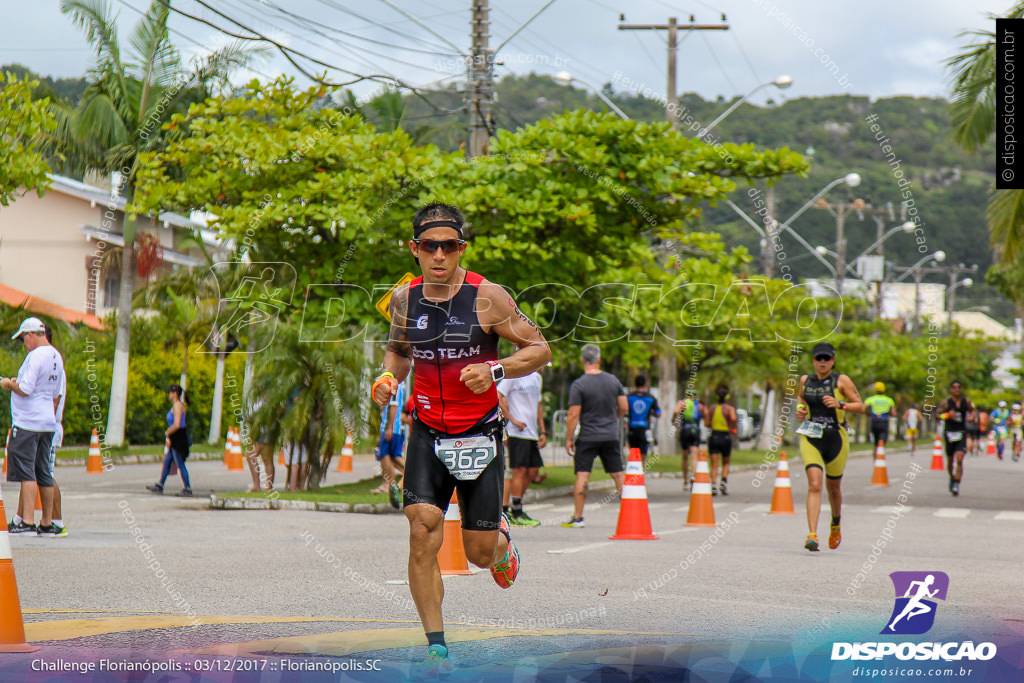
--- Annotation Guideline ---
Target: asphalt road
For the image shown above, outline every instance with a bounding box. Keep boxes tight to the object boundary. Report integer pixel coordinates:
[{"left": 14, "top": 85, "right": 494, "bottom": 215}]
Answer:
[{"left": 3, "top": 446, "right": 1023, "bottom": 681}]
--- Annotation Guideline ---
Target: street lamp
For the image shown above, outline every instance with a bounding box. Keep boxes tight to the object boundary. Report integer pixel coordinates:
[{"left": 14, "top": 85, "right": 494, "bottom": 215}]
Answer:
[
  {"left": 890, "top": 251, "right": 946, "bottom": 334},
  {"left": 728, "top": 172, "right": 860, "bottom": 277},
  {"left": 946, "top": 277, "right": 973, "bottom": 319},
  {"left": 553, "top": 71, "right": 630, "bottom": 119},
  {"left": 859, "top": 221, "right": 915, "bottom": 257},
  {"left": 703, "top": 75, "right": 793, "bottom": 135}
]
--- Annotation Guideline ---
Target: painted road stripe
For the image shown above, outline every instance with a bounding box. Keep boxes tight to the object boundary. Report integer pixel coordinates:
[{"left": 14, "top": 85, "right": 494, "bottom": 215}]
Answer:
[
  {"left": 934, "top": 508, "right": 971, "bottom": 519},
  {"left": 547, "top": 541, "right": 613, "bottom": 555},
  {"left": 178, "top": 626, "right": 685, "bottom": 658},
  {"left": 653, "top": 528, "right": 695, "bottom": 536},
  {"left": 994, "top": 511, "right": 1024, "bottom": 521},
  {"left": 872, "top": 505, "right": 914, "bottom": 514},
  {"left": 743, "top": 504, "right": 770, "bottom": 513}
]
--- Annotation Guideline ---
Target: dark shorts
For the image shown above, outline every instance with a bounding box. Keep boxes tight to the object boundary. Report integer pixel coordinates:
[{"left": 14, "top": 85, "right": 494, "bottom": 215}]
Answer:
[
  {"left": 708, "top": 431, "right": 732, "bottom": 459},
  {"left": 6, "top": 426, "right": 55, "bottom": 487},
  {"left": 507, "top": 437, "right": 543, "bottom": 469},
  {"left": 574, "top": 440, "right": 623, "bottom": 474},
  {"left": 870, "top": 421, "right": 889, "bottom": 444},
  {"left": 945, "top": 436, "right": 966, "bottom": 458},
  {"left": 627, "top": 427, "right": 649, "bottom": 455},
  {"left": 378, "top": 433, "right": 405, "bottom": 460},
  {"left": 403, "top": 419, "right": 503, "bottom": 532},
  {"left": 678, "top": 425, "right": 699, "bottom": 450},
  {"left": 966, "top": 426, "right": 981, "bottom": 438}
]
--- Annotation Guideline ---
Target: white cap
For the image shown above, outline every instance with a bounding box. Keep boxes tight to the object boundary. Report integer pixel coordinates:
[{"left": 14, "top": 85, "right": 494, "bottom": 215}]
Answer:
[
  {"left": 12, "top": 317, "right": 46, "bottom": 340},
  {"left": 999, "top": 400, "right": 1007, "bottom": 408},
  {"left": 1015, "top": 404, "right": 1022, "bottom": 411}
]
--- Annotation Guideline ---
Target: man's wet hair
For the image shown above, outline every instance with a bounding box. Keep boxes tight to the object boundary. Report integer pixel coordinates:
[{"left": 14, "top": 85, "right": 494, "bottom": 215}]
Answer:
[{"left": 413, "top": 202, "right": 464, "bottom": 235}]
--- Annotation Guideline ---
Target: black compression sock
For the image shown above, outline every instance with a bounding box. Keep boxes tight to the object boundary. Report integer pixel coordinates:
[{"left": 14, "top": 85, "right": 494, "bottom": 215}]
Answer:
[
  {"left": 511, "top": 496, "right": 523, "bottom": 513},
  {"left": 502, "top": 505, "right": 509, "bottom": 514},
  {"left": 832, "top": 516, "right": 841, "bottom": 526},
  {"left": 426, "top": 631, "right": 446, "bottom": 648}
]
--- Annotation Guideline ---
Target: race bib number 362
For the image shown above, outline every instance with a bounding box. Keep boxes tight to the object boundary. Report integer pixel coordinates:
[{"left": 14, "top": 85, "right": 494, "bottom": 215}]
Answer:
[{"left": 435, "top": 435, "right": 498, "bottom": 481}]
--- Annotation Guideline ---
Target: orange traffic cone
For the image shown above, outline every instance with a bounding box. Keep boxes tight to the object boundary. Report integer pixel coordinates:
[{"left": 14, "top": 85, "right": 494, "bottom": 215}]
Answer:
[
  {"left": 986, "top": 432, "right": 997, "bottom": 457},
  {"left": 2, "top": 429, "right": 9, "bottom": 475},
  {"left": 610, "top": 448, "right": 658, "bottom": 540},
  {"left": 336, "top": 433, "right": 354, "bottom": 472},
  {"left": 437, "top": 492, "right": 473, "bottom": 576},
  {"left": 0, "top": 488, "right": 40, "bottom": 652},
  {"left": 685, "top": 450, "right": 716, "bottom": 527},
  {"left": 279, "top": 447, "right": 286, "bottom": 466},
  {"left": 930, "top": 434, "right": 944, "bottom": 471},
  {"left": 227, "top": 427, "right": 244, "bottom": 471},
  {"left": 769, "top": 451, "right": 795, "bottom": 514},
  {"left": 871, "top": 441, "right": 890, "bottom": 486},
  {"left": 223, "top": 428, "right": 233, "bottom": 468},
  {"left": 85, "top": 428, "right": 103, "bottom": 474}
]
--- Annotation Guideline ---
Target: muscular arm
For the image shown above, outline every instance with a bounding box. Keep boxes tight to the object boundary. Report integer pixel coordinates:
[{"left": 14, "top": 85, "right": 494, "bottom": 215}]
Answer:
[
  {"left": 726, "top": 405, "right": 738, "bottom": 430},
  {"left": 835, "top": 375, "right": 865, "bottom": 414},
  {"left": 476, "top": 282, "right": 551, "bottom": 378},
  {"left": 617, "top": 394, "right": 628, "bottom": 419},
  {"left": 373, "top": 285, "right": 413, "bottom": 407},
  {"left": 795, "top": 376, "right": 808, "bottom": 420}
]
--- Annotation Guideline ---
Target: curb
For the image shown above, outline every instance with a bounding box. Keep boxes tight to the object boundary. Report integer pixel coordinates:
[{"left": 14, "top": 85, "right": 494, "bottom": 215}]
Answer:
[
  {"left": 208, "top": 480, "right": 618, "bottom": 514},
  {"left": 54, "top": 451, "right": 225, "bottom": 467}
]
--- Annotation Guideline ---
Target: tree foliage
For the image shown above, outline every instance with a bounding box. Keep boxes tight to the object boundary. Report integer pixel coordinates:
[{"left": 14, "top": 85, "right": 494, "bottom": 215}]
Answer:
[{"left": 0, "top": 71, "right": 55, "bottom": 206}]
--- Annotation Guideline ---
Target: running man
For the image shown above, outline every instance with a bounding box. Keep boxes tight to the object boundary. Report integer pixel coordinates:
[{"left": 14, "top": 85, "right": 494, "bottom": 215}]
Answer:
[
  {"left": 864, "top": 382, "right": 896, "bottom": 458},
  {"left": 887, "top": 574, "right": 939, "bottom": 632},
  {"left": 626, "top": 375, "right": 661, "bottom": 466},
  {"left": 497, "top": 370, "right": 546, "bottom": 527},
  {"left": 936, "top": 380, "right": 974, "bottom": 496},
  {"left": 371, "top": 378, "right": 406, "bottom": 510},
  {"left": 966, "top": 400, "right": 982, "bottom": 457},
  {"left": 794, "top": 341, "right": 865, "bottom": 552},
  {"left": 990, "top": 400, "right": 1009, "bottom": 460},
  {"left": 672, "top": 395, "right": 701, "bottom": 490},
  {"left": 704, "top": 386, "right": 737, "bottom": 496},
  {"left": 902, "top": 402, "right": 922, "bottom": 457},
  {"left": 1010, "top": 403, "right": 1023, "bottom": 462},
  {"left": 370, "top": 202, "right": 550, "bottom": 673}
]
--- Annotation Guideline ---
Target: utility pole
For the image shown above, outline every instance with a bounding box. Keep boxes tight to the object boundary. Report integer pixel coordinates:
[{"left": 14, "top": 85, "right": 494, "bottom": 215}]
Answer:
[
  {"left": 618, "top": 17, "right": 728, "bottom": 129},
  {"left": 468, "top": 0, "right": 493, "bottom": 158}
]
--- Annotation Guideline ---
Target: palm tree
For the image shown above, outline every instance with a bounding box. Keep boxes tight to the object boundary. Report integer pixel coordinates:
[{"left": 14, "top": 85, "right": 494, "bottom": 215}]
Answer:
[
  {"left": 947, "top": 2, "right": 1024, "bottom": 264},
  {"left": 50, "top": 0, "right": 263, "bottom": 446},
  {"left": 248, "top": 320, "right": 368, "bottom": 491}
]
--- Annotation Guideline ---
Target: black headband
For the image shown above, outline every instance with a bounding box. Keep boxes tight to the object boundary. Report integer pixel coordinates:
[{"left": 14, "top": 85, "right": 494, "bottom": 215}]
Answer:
[{"left": 413, "top": 219, "right": 464, "bottom": 239}]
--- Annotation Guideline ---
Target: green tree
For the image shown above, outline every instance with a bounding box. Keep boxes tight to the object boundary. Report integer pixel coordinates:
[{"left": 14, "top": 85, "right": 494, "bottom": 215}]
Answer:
[
  {"left": 247, "top": 320, "right": 367, "bottom": 491},
  {"left": 51, "top": 0, "right": 263, "bottom": 446},
  {"left": 947, "top": 2, "right": 1024, "bottom": 266},
  {"left": 0, "top": 71, "right": 55, "bottom": 206}
]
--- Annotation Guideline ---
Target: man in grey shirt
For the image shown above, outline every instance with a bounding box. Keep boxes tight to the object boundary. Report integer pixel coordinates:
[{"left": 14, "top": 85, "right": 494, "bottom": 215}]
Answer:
[{"left": 563, "top": 344, "right": 627, "bottom": 528}]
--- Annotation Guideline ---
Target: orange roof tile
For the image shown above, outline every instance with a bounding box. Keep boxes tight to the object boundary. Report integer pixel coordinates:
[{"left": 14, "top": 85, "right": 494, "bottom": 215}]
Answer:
[{"left": 0, "top": 283, "right": 104, "bottom": 330}]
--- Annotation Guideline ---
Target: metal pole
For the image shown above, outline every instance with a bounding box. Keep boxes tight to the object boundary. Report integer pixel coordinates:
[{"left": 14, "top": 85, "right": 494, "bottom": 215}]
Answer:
[
  {"left": 667, "top": 17, "right": 677, "bottom": 129},
  {"left": 468, "top": 0, "right": 492, "bottom": 158}
]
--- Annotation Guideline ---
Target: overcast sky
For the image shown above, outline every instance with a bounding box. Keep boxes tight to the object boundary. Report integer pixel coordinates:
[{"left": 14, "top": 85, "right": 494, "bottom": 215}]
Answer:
[{"left": 0, "top": 0, "right": 1009, "bottom": 104}]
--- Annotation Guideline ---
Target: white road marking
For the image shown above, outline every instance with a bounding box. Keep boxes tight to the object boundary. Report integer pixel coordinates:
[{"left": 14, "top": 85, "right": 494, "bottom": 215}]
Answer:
[
  {"left": 872, "top": 505, "right": 914, "bottom": 514},
  {"left": 994, "top": 511, "right": 1024, "bottom": 521},
  {"left": 743, "top": 504, "right": 770, "bottom": 513},
  {"left": 934, "top": 508, "right": 971, "bottom": 519},
  {"left": 547, "top": 541, "right": 613, "bottom": 555}
]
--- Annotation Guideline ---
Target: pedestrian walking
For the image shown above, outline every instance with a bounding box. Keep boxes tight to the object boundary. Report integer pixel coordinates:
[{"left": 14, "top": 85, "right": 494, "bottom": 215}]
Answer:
[{"left": 146, "top": 384, "right": 192, "bottom": 497}]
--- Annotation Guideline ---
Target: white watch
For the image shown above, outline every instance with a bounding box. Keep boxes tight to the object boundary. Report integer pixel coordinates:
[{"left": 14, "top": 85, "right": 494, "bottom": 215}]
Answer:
[{"left": 487, "top": 361, "right": 504, "bottom": 383}]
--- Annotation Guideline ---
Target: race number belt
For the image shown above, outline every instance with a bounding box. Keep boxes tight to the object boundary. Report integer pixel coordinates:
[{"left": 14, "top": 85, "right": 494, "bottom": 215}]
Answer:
[
  {"left": 434, "top": 435, "right": 498, "bottom": 481},
  {"left": 797, "top": 421, "right": 824, "bottom": 438},
  {"left": 945, "top": 431, "right": 964, "bottom": 442}
]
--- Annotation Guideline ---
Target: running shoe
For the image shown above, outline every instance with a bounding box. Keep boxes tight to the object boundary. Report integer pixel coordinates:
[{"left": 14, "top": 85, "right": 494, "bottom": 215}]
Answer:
[
  {"left": 175, "top": 489, "right": 193, "bottom": 497},
  {"left": 146, "top": 483, "right": 164, "bottom": 494},
  {"left": 719, "top": 480, "right": 728, "bottom": 496},
  {"left": 510, "top": 511, "right": 541, "bottom": 527},
  {"left": 414, "top": 644, "right": 454, "bottom": 676},
  {"left": 951, "top": 481, "right": 960, "bottom": 496},
  {"left": 389, "top": 483, "right": 402, "bottom": 510},
  {"left": 8, "top": 520, "right": 37, "bottom": 535},
  {"left": 948, "top": 478, "right": 954, "bottom": 494},
  {"left": 712, "top": 484, "right": 719, "bottom": 496},
  {"left": 36, "top": 524, "right": 59, "bottom": 537},
  {"left": 561, "top": 517, "right": 585, "bottom": 528},
  {"left": 491, "top": 514, "right": 519, "bottom": 589},
  {"left": 828, "top": 523, "right": 841, "bottom": 549},
  {"left": 53, "top": 524, "right": 68, "bottom": 538},
  {"left": 804, "top": 533, "right": 819, "bottom": 552}
]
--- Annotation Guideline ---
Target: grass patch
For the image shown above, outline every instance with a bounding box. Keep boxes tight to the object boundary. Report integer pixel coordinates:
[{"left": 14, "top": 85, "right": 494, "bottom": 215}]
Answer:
[{"left": 56, "top": 442, "right": 227, "bottom": 460}]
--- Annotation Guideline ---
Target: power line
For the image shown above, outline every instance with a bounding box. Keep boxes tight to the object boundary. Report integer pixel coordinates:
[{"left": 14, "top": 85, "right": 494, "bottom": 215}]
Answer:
[
  {"left": 494, "top": 0, "right": 559, "bottom": 53},
  {"left": 252, "top": 0, "right": 461, "bottom": 57},
  {"left": 699, "top": 30, "right": 737, "bottom": 94},
  {"left": 375, "top": 0, "right": 467, "bottom": 56},
  {"left": 310, "top": 0, "right": 458, "bottom": 55}
]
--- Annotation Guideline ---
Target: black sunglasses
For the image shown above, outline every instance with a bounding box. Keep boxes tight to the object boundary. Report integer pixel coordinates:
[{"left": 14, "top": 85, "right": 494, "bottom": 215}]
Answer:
[
  {"left": 814, "top": 355, "right": 834, "bottom": 362},
  {"left": 414, "top": 238, "right": 465, "bottom": 254}
]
